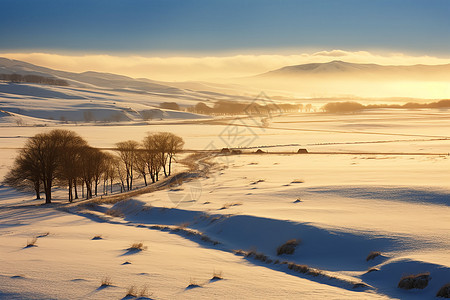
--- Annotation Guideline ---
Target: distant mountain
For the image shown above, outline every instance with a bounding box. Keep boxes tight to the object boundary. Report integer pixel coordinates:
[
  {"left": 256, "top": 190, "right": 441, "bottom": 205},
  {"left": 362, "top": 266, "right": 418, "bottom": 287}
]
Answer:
[{"left": 256, "top": 60, "right": 450, "bottom": 80}]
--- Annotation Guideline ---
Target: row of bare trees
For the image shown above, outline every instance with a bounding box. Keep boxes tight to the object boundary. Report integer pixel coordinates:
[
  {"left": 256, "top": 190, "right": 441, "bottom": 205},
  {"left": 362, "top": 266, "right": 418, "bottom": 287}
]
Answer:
[{"left": 4, "top": 130, "right": 184, "bottom": 204}]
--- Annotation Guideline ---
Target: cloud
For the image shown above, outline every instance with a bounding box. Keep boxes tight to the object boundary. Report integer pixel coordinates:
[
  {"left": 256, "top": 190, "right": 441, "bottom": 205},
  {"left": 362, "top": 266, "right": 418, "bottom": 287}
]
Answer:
[
  {"left": 312, "top": 50, "right": 350, "bottom": 57},
  {"left": 1, "top": 50, "right": 450, "bottom": 82}
]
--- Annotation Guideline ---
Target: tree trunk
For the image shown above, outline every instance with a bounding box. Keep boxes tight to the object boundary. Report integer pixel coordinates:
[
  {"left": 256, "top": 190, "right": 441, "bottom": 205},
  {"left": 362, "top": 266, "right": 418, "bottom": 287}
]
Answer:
[
  {"left": 68, "top": 179, "right": 73, "bottom": 202},
  {"left": 168, "top": 155, "right": 172, "bottom": 176},
  {"left": 143, "top": 173, "right": 147, "bottom": 186},
  {"left": 43, "top": 177, "right": 52, "bottom": 204},
  {"left": 34, "top": 181, "right": 40, "bottom": 199},
  {"left": 74, "top": 179, "right": 78, "bottom": 199}
]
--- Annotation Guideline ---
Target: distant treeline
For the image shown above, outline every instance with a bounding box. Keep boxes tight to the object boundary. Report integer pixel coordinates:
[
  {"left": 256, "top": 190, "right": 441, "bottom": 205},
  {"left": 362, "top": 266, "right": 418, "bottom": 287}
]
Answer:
[
  {"left": 322, "top": 100, "right": 450, "bottom": 113},
  {"left": 187, "top": 100, "right": 302, "bottom": 115},
  {"left": 0, "top": 73, "right": 69, "bottom": 86}
]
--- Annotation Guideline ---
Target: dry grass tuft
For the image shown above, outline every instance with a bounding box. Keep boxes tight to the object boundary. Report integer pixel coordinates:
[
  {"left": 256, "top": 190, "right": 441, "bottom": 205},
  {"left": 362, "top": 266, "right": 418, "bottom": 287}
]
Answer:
[
  {"left": 138, "top": 285, "right": 150, "bottom": 298},
  {"left": 220, "top": 202, "right": 242, "bottom": 210},
  {"left": 277, "top": 239, "right": 300, "bottom": 256},
  {"left": 398, "top": 272, "right": 430, "bottom": 290},
  {"left": 125, "top": 285, "right": 138, "bottom": 297},
  {"left": 37, "top": 232, "right": 50, "bottom": 238},
  {"left": 211, "top": 270, "right": 223, "bottom": 281},
  {"left": 366, "top": 267, "right": 379, "bottom": 273},
  {"left": 287, "top": 262, "right": 322, "bottom": 276},
  {"left": 366, "top": 251, "right": 381, "bottom": 261},
  {"left": 106, "top": 208, "right": 124, "bottom": 218},
  {"left": 128, "top": 242, "right": 147, "bottom": 251},
  {"left": 291, "top": 179, "right": 304, "bottom": 184},
  {"left": 436, "top": 283, "right": 450, "bottom": 298},
  {"left": 100, "top": 276, "right": 113, "bottom": 287},
  {"left": 187, "top": 278, "right": 202, "bottom": 289},
  {"left": 25, "top": 237, "right": 37, "bottom": 248}
]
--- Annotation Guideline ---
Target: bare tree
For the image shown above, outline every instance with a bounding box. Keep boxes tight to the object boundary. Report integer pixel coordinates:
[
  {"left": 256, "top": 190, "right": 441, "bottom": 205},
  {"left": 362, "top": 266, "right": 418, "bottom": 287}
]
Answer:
[
  {"left": 20, "top": 130, "right": 82, "bottom": 203},
  {"left": 166, "top": 133, "right": 184, "bottom": 176},
  {"left": 3, "top": 151, "right": 41, "bottom": 199},
  {"left": 78, "top": 146, "right": 106, "bottom": 199},
  {"left": 115, "top": 140, "right": 139, "bottom": 190},
  {"left": 55, "top": 131, "right": 88, "bottom": 202},
  {"left": 142, "top": 134, "right": 162, "bottom": 183}
]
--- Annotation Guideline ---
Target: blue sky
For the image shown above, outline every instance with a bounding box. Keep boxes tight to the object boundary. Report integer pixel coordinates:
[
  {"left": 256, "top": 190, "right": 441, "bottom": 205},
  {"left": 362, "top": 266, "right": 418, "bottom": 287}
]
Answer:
[{"left": 1, "top": 0, "right": 449, "bottom": 55}]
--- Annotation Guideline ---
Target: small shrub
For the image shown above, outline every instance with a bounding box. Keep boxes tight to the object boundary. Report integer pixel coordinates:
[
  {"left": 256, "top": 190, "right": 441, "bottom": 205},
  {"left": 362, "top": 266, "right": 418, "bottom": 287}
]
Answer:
[
  {"left": 233, "top": 249, "right": 246, "bottom": 256},
  {"left": 366, "top": 251, "right": 381, "bottom": 261},
  {"left": 366, "top": 267, "right": 379, "bottom": 273},
  {"left": 37, "top": 232, "right": 50, "bottom": 238},
  {"left": 211, "top": 270, "right": 223, "bottom": 281},
  {"left": 220, "top": 202, "right": 242, "bottom": 210},
  {"left": 288, "top": 262, "right": 309, "bottom": 273},
  {"left": 187, "top": 278, "right": 201, "bottom": 289},
  {"left": 125, "top": 285, "right": 138, "bottom": 297},
  {"left": 106, "top": 208, "right": 124, "bottom": 218},
  {"left": 436, "top": 283, "right": 450, "bottom": 298},
  {"left": 277, "top": 239, "right": 300, "bottom": 256},
  {"left": 246, "top": 249, "right": 268, "bottom": 262},
  {"left": 128, "top": 242, "right": 147, "bottom": 251},
  {"left": 138, "top": 285, "right": 150, "bottom": 298},
  {"left": 398, "top": 272, "right": 430, "bottom": 290},
  {"left": 291, "top": 179, "right": 304, "bottom": 184},
  {"left": 100, "top": 276, "right": 113, "bottom": 287},
  {"left": 26, "top": 237, "right": 37, "bottom": 248},
  {"left": 251, "top": 179, "right": 265, "bottom": 185}
]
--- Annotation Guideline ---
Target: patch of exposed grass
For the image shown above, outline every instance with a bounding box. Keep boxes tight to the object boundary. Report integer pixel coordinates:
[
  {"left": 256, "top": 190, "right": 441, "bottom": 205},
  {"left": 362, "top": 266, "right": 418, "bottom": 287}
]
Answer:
[
  {"left": 291, "top": 179, "right": 304, "bottom": 184},
  {"left": 37, "top": 232, "right": 50, "bottom": 238},
  {"left": 25, "top": 237, "right": 37, "bottom": 248},
  {"left": 277, "top": 239, "right": 300, "bottom": 256},
  {"left": 366, "top": 251, "right": 381, "bottom": 261},
  {"left": 398, "top": 272, "right": 430, "bottom": 290},
  {"left": 106, "top": 208, "right": 124, "bottom": 218},
  {"left": 250, "top": 179, "right": 265, "bottom": 185},
  {"left": 436, "top": 283, "right": 450, "bottom": 298},
  {"left": 220, "top": 202, "right": 242, "bottom": 210},
  {"left": 128, "top": 242, "right": 147, "bottom": 251}
]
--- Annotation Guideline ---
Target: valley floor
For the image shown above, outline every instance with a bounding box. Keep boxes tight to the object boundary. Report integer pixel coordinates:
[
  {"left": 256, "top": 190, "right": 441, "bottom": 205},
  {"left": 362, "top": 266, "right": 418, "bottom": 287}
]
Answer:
[{"left": 0, "top": 109, "right": 449, "bottom": 299}]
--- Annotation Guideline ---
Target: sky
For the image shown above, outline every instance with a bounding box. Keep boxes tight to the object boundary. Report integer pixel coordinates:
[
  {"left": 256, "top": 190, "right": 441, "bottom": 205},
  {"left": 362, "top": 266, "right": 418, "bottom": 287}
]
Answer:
[{"left": 1, "top": 0, "right": 450, "bottom": 80}]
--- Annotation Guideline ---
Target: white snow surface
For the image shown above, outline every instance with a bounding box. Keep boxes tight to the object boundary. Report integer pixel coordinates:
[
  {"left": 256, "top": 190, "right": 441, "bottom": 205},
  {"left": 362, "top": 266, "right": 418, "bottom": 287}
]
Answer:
[{"left": 0, "top": 85, "right": 449, "bottom": 299}]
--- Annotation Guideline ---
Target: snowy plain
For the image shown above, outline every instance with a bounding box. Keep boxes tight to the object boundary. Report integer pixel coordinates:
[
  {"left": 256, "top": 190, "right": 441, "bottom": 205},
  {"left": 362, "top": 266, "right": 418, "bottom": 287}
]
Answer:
[{"left": 0, "top": 76, "right": 449, "bottom": 299}]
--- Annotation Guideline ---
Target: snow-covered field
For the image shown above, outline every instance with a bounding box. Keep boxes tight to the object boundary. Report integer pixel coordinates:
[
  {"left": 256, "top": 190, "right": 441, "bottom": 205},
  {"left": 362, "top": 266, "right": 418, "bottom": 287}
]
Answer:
[{"left": 0, "top": 77, "right": 449, "bottom": 299}]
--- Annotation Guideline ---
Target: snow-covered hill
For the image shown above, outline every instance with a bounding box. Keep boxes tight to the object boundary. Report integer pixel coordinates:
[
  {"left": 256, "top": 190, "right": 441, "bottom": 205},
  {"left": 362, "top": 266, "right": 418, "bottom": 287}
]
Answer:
[{"left": 1, "top": 57, "right": 253, "bottom": 124}]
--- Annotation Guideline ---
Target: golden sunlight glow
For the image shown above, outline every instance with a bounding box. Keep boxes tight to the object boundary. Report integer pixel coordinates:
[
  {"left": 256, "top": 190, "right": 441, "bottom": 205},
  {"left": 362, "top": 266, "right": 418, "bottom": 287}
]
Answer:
[{"left": 2, "top": 50, "right": 450, "bottom": 82}]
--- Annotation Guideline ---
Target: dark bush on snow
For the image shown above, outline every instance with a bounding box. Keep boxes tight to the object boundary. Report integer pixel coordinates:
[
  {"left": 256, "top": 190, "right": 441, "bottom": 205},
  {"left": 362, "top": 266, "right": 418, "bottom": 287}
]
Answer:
[
  {"left": 366, "top": 251, "right": 381, "bottom": 261},
  {"left": 398, "top": 272, "right": 430, "bottom": 290},
  {"left": 277, "top": 239, "right": 300, "bottom": 256},
  {"left": 436, "top": 283, "right": 450, "bottom": 298}
]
